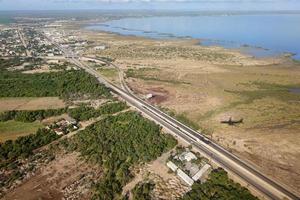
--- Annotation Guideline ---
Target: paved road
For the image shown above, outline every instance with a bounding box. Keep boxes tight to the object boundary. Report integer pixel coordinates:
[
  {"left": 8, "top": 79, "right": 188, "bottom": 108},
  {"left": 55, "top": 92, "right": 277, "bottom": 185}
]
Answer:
[
  {"left": 17, "top": 28, "right": 31, "bottom": 57},
  {"left": 44, "top": 32, "right": 299, "bottom": 200}
]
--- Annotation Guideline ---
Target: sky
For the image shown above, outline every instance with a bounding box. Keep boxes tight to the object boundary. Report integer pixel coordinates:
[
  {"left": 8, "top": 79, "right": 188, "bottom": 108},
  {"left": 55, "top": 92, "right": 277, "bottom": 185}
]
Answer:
[{"left": 0, "top": 0, "right": 300, "bottom": 11}]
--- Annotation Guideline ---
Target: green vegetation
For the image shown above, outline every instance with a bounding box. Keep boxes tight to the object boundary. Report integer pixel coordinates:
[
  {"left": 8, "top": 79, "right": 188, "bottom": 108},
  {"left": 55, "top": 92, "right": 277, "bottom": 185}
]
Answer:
[
  {"left": 68, "top": 106, "right": 96, "bottom": 121},
  {"left": 126, "top": 68, "right": 190, "bottom": 85},
  {"left": 0, "top": 120, "right": 43, "bottom": 142},
  {"left": 228, "top": 81, "right": 300, "bottom": 103},
  {"left": 61, "top": 111, "right": 177, "bottom": 199},
  {"left": 0, "top": 57, "right": 43, "bottom": 69},
  {"left": 98, "top": 68, "right": 118, "bottom": 78},
  {"left": 132, "top": 181, "right": 155, "bottom": 200},
  {"left": 181, "top": 168, "right": 258, "bottom": 200},
  {"left": 0, "top": 128, "right": 60, "bottom": 165},
  {"left": 0, "top": 101, "right": 127, "bottom": 123},
  {"left": 0, "top": 67, "right": 110, "bottom": 99},
  {"left": 200, "top": 81, "right": 300, "bottom": 121},
  {"left": 0, "top": 108, "right": 68, "bottom": 123},
  {"left": 68, "top": 102, "right": 128, "bottom": 121},
  {"left": 0, "top": 101, "right": 127, "bottom": 124},
  {"left": 96, "top": 56, "right": 115, "bottom": 63}
]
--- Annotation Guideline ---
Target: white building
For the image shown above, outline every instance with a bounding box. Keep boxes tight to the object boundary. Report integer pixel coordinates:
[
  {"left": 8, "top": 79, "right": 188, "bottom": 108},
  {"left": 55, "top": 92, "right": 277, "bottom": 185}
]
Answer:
[
  {"left": 177, "top": 169, "right": 194, "bottom": 186},
  {"left": 94, "top": 45, "right": 106, "bottom": 50},
  {"left": 145, "top": 93, "right": 153, "bottom": 100},
  {"left": 192, "top": 164, "right": 211, "bottom": 181},
  {"left": 179, "top": 152, "right": 197, "bottom": 162},
  {"left": 167, "top": 161, "right": 178, "bottom": 172}
]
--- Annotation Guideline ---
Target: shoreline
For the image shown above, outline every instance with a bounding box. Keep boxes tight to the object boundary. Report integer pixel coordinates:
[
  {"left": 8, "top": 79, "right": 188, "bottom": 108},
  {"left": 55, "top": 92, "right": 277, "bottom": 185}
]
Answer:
[
  {"left": 80, "top": 23, "right": 292, "bottom": 65},
  {"left": 82, "top": 14, "right": 299, "bottom": 61}
]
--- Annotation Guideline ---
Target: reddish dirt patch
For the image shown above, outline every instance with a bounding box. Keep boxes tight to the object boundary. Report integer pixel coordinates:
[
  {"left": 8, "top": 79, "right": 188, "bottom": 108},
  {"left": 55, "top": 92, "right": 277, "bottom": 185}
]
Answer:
[
  {"left": 148, "top": 95, "right": 168, "bottom": 104},
  {"left": 146, "top": 87, "right": 169, "bottom": 104}
]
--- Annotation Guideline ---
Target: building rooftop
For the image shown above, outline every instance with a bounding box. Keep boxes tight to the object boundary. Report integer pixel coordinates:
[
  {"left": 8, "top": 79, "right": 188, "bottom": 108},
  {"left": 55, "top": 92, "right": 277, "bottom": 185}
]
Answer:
[
  {"left": 192, "top": 164, "right": 211, "bottom": 181},
  {"left": 177, "top": 169, "right": 194, "bottom": 186},
  {"left": 179, "top": 152, "right": 197, "bottom": 162},
  {"left": 167, "top": 161, "right": 178, "bottom": 172}
]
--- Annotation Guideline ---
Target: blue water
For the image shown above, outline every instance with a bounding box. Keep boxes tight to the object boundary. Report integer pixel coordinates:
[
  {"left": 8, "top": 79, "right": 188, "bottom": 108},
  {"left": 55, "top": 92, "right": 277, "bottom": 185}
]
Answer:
[
  {"left": 289, "top": 88, "right": 300, "bottom": 94},
  {"left": 86, "top": 14, "right": 300, "bottom": 60}
]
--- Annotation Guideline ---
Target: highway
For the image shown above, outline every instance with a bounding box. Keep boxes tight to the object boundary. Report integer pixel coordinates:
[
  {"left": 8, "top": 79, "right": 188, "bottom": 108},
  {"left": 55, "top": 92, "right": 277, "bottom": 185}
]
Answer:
[{"left": 44, "top": 32, "right": 299, "bottom": 200}]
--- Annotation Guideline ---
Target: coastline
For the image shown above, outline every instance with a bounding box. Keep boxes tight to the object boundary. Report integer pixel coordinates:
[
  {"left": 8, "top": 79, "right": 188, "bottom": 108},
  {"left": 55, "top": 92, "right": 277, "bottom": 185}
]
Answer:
[
  {"left": 81, "top": 23, "right": 291, "bottom": 66},
  {"left": 82, "top": 13, "right": 300, "bottom": 61}
]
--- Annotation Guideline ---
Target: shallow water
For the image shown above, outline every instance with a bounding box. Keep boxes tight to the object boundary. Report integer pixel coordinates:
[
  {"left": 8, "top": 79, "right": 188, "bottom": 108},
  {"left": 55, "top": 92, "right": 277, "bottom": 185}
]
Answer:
[
  {"left": 86, "top": 14, "right": 300, "bottom": 60},
  {"left": 289, "top": 88, "right": 300, "bottom": 94}
]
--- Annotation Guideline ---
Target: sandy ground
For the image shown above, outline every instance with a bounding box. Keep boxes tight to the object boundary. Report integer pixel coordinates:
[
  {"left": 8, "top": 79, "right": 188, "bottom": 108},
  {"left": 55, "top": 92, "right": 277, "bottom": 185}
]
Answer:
[
  {"left": 1, "top": 152, "right": 101, "bottom": 200},
  {"left": 0, "top": 97, "right": 65, "bottom": 112},
  {"left": 122, "top": 147, "right": 190, "bottom": 200},
  {"left": 70, "top": 28, "right": 300, "bottom": 195}
]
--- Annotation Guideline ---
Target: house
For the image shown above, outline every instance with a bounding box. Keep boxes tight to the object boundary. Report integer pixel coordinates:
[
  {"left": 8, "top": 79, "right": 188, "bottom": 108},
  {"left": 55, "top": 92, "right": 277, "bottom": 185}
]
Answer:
[{"left": 54, "top": 128, "right": 64, "bottom": 136}]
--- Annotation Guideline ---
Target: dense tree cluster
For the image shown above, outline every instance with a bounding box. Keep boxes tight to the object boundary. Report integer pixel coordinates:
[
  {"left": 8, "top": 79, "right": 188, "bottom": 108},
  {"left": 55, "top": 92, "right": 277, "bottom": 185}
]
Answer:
[
  {"left": 63, "top": 111, "right": 177, "bottom": 199},
  {"left": 181, "top": 168, "right": 258, "bottom": 200},
  {"left": 68, "top": 102, "right": 128, "bottom": 121},
  {"left": 0, "top": 128, "right": 60, "bottom": 164},
  {"left": 0, "top": 68, "right": 110, "bottom": 99},
  {"left": 0, "top": 57, "right": 45, "bottom": 71},
  {"left": 132, "top": 182, "right": 155, "bottom": 200},
  {"left": 0, "top": 108, "right": 67, "bottom": 123},
  {"left": 0, "top": 58, "right": 25, "bottom": 68},
  {"left": 0, "top": 101, "right": 127, "bottom": 123}
]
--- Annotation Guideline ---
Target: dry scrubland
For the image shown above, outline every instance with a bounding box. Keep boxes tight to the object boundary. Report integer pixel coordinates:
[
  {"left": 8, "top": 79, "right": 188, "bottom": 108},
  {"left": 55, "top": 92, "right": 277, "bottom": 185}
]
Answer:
[
  {"left": 2, "top": 147, "right": 101, "bottom": 200},
  {"left": 79, "top": 29, "right": 300, "bottom": 194},
  {"left": 0, "top": 97, "right": 65, "bottom": 112}
]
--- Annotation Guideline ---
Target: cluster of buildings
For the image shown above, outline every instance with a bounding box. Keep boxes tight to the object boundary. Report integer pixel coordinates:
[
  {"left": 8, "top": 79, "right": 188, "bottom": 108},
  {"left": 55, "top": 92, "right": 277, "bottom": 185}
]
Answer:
[
  {"left": 0, "top": 28, "right": 26, "bottom": 57},
  {"left": 43, "top": 25, "right": 108, "bottom": 58},
  {"left": 43, "top": 28, "right": 88, "bottom": 56},
  {"left": 23, "top": 28, "right": 62, "bottom": 57},
  {"left": 46, "top": 117, "right": 79, "bottom": 136},
  {"left": 167, "top": 147, "right": 211, "bottom": 186},
  {"left": 0, "top": 27, "right": 63, "bottom": 58}
]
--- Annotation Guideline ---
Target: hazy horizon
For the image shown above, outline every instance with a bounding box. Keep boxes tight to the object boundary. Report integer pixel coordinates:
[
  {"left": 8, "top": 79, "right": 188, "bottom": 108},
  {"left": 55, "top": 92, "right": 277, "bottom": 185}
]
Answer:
[{"left": 1, "top": 0, "right": 300, "bottom": 11}]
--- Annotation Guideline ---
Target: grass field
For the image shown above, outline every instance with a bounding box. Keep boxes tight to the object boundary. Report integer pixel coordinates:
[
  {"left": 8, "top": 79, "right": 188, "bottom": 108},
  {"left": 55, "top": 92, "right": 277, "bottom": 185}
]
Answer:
[
  {"left": 0, "top": 120, "right": 44, "bottom": 142},
  {"left": 97, "top": 67, "right": 121, "bottom": 85},
  {"left": 0, "top": 97, "right": 66, "bottom": 112},
  {"left": 97, "top": 68, "right": 118, "bottom": 78}
]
